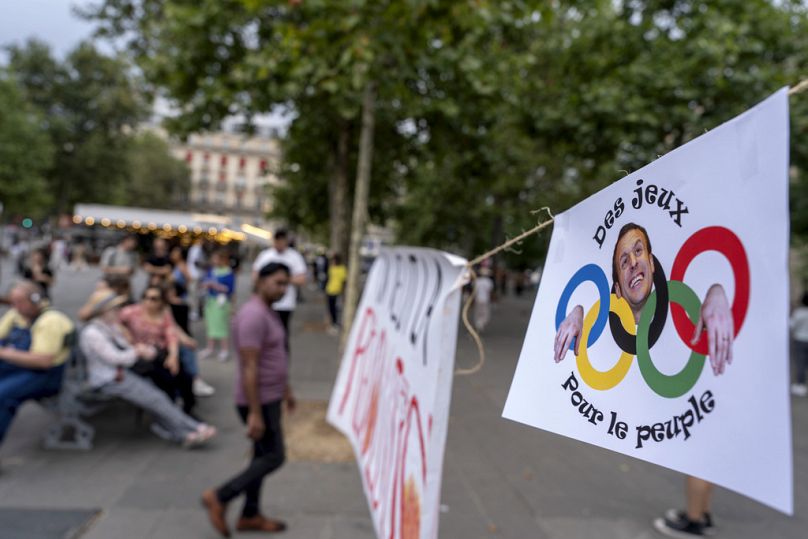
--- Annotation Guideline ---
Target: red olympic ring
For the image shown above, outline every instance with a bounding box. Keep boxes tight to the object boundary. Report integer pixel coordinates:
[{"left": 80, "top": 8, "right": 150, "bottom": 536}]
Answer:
[{"left": 669, "top": 226, "right": 750, "bottom": 355}]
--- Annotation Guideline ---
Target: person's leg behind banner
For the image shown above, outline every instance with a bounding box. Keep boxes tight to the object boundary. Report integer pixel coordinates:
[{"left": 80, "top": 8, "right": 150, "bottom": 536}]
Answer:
[
  {"left": 654, "top": 475, "right": 715, "bottom": 537},
  {"left": 791, "top": 340, "right": 807, "bottom": 397}
]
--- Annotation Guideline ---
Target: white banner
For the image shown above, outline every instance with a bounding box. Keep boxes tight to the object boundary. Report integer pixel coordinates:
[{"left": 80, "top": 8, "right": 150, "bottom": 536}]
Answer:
[
  {"left": 328, "top": 247, "right": 467, "bottom": 538},
  {"left": 504, "top": 89, "right": 792, "bottom": 513}
]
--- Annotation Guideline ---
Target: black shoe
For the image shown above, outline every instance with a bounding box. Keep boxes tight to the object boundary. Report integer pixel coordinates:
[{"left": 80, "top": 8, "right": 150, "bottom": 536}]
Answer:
[
  {"left": 664, "top": 509, "right": 715, "bottom": 536},
  {"left": 654, "top": 513, "right": 705, "bottom": 537}
]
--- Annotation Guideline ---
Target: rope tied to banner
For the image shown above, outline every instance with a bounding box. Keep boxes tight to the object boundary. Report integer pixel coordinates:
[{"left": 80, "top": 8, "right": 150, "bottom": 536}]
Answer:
[
  {"left": 455, "top": 78, "right": 807, "bottom": 377},
  {"left": 456, "top": 208, "right": 555, "bottom": 376},
  {"left": 789, "top": 79, "right": 808, "bottom": 95}
]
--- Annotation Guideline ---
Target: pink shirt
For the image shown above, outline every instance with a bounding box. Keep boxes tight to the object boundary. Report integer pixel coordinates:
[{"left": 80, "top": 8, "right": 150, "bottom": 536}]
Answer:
[
  {"left": 232, "top": 296, "right": 289, "bottom": 405},
  {"left": 119, "top": 304, "right": 178, "bottom": 349}
]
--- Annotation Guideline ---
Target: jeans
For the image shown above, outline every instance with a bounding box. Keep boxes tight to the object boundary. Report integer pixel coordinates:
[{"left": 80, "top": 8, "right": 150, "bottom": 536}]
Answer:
[
  {"left": 0, "top": 361, "right": 65, "bottom": 443},
  {"left": 216, "top": 401, "right": 285, "bottom": 517},
  {"left": 179, "top": 345, "right": 199, "bottom": 378}
]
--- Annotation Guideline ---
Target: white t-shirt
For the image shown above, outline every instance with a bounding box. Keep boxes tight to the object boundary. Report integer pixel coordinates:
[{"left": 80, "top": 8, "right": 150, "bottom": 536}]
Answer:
[
  {"left": 252, "top": 247, "right": 308, "bottom": 311},
  {"left": 187, "top": 243, "right": 203, "bottom": 280},
  {"left": 475, "top": 276, "right": 494, "bottom": 303}
]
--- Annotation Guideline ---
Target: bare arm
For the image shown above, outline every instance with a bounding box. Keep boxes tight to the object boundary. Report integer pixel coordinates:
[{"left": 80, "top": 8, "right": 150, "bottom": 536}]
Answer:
[
  {"left": 241, "top": 347, "right": 265, "bottom": 440},
  {"left": 0, "top": 347, "right": 55, "bottom": 369},
  {"left": 174, "top": 324, "right": 197, "bottom": 348}
]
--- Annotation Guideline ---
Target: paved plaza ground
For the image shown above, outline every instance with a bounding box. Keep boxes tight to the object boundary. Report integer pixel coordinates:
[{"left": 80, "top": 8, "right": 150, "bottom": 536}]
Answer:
[{"left": 0, "top": 259, "right": 806, "bottom": 538}]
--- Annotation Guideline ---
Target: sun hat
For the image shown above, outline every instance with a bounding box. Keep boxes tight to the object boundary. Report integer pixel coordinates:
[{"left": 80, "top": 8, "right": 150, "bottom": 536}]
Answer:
[{"left": 81, "top": 290, "right": 128, "bottom": 320}]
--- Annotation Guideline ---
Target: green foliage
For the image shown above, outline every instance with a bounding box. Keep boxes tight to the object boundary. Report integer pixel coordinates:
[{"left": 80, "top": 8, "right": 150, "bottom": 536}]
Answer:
[
  {"left": 399, "top": 0, "right": 808, "bottom": 263},
  {"left": 124, "top": 131, "right": 191, "bottom": 209},
  {"left": 2, "top": 39, "right": 189, "bottom": 214},
  {"left": 5, "top": 39, "right": 147, "bottom": 212},
  {"left": 0, "top": 75, "right": 53, "bottom": 217},
  {"left": 87, "top": 0, "right": 808, "bottom": 266}
]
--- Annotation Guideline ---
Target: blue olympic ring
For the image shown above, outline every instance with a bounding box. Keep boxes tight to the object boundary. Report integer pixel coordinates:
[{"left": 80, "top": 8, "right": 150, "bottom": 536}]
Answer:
[{"left": 554, "top": 264, "right": 610, "bottom": 350}]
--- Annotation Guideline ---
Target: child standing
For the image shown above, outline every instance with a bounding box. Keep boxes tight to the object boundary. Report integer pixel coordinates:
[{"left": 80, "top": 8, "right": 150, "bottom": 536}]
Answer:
[{"left": 201, "top": 249, "right": 235, "bottom": 361}]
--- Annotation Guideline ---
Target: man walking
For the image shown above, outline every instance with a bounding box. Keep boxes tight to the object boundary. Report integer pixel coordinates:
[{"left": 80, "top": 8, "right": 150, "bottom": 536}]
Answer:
[
  {"left": 201, "top": 262, "right": 295, "bottom": 537},
  {"left": 251, "top": 229, "right": 307, "bottom": 352}
]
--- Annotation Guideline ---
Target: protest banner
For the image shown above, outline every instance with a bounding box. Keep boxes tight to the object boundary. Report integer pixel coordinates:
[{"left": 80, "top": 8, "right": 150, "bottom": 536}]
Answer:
[
  {"left": 503, "top": 88, "right": 792, "bottom": 513},
  {"left": 328, "top": 247, "right": 467, "bottom": 538}
]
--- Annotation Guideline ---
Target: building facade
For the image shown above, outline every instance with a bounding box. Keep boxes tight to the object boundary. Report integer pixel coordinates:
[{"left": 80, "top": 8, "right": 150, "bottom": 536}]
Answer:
[{"left": 171, "top": 131, "right": 281, "bottom": 225}]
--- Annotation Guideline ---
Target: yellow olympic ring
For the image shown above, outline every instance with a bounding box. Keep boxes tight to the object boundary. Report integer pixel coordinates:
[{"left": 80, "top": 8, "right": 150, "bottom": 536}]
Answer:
[{"left": 576, "top": 294, "right": 635, "bottom": 390}]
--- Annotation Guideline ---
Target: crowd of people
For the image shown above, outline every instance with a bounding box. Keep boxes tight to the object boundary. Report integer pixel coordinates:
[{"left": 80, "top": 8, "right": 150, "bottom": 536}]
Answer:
[
  {"left": 1, "top": 232, "right": 234, "bottom": 450},
  {"left": 9, "top": 224, "right": 805, "bottom": 537},
  {"left": 0, "top": 226, "right": 350, "bottom": 535}
]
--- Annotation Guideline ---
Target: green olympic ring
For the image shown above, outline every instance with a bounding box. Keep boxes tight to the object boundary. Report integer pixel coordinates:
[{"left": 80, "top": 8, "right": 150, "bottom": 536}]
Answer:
[{"left": 636, "top": 280, "right": 706, "bottom": 398}]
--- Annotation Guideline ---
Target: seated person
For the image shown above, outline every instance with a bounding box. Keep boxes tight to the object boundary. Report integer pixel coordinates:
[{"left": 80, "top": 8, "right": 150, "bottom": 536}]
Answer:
[
  {"left": 77, "top": 275, "right": 133, "bottom": 323},
  {"left": 0, "top": 281, "right": 74, "bottom": 445},
  {"left": 119, "top": 285, "right": 196, "bottom": 414},
  {"left": 78, "top": 289, "right": 215, "bottom": 447}
]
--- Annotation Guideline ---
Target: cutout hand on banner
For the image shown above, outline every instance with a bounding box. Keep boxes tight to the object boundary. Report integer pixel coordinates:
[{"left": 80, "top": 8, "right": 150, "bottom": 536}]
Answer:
[
  {"left": 503, "top": 88, "right": 792, "bottom": 514},
  {"left": 553, "top": 224, "right": 748, "bottom": 396}
]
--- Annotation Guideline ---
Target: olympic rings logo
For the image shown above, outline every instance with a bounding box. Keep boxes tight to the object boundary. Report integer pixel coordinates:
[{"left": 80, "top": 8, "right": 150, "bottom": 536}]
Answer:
[{"left": 554, "top": 226, "right": 750, "bottom": 398}]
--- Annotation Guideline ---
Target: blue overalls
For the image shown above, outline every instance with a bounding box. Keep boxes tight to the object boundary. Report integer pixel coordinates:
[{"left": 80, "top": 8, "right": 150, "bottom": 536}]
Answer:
[{"left": 0, "top": 322, "right": 66, "bottom": 442}]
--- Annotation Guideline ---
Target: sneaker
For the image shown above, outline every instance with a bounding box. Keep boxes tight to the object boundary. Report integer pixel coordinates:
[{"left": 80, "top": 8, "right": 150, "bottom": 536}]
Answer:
[
  {"left": 326, "top": 325, "right": 339, "bottom": 336},
  {"left": 198, "top": 348, "right": 214, "bottom": 360},
  {"left": 654, "top": 513, "right": 705, "bottom": 538},
  {"left": 217, "top": 350, "right": 229, "bottom": 362},
  {"left": 183, "top": 424, "right": 217, "bottom": 449},
  {"left": 664, "top": 509, "right": 715, "bottom": 536},
  {"left": 193, "top": 378, "right": 216, "bottom": 397},
  {"left": 791, "top": 384, "right": 807, "bottom": 397}
]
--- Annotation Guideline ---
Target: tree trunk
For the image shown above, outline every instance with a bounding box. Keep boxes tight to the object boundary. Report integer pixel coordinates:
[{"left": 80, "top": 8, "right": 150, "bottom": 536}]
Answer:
[
  {"left": 341, "top": 83, "right": 376, "bottom": 349},
  {"left": 329, "top": 121, "right": 351, "bottom": 261}
]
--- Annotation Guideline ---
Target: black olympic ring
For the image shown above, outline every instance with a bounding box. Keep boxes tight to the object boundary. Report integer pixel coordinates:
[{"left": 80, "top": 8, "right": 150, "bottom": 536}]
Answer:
[{"left": 607, "top": 254, "right": 668, "bottom": 355}]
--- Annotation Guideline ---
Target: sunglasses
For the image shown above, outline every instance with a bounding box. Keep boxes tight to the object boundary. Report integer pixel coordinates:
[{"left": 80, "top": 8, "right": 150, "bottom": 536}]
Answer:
[{"left": 144, "top": 295, "right": 162, "bottom": 302}]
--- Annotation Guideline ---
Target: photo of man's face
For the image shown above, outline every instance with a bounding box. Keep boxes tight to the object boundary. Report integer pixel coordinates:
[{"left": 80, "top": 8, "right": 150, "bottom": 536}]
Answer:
[{"left": 613, "top": 227, "right": 655, "bottom": 316}]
